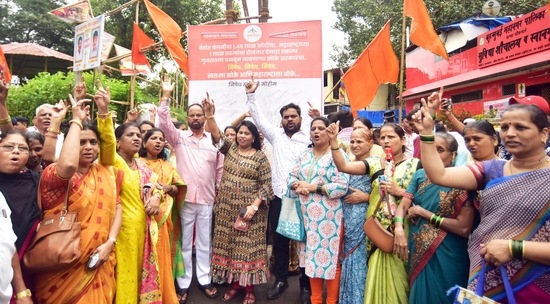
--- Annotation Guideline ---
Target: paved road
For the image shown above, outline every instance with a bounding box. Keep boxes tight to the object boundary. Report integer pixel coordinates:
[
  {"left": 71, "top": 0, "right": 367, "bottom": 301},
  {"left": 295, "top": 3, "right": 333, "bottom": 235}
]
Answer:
[{"left": 185, "top": 272, "right": 304, "bottom": 304}]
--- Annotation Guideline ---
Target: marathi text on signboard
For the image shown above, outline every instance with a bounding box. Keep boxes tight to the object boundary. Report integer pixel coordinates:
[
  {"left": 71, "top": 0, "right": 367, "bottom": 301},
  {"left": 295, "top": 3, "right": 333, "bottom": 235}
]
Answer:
[
  {"left": 477, "top": 7, "right": 549, "bottom": 68},
  {"left": 74, "top": 15, "right": 105, "bottom": 72}
]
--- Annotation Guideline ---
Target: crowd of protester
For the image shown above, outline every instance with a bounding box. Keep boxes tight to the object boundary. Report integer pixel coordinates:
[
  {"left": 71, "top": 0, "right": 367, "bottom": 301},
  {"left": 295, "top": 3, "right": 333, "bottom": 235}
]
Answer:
[{"left": 1, "top": 74, "right": 550, "bottom": 304}]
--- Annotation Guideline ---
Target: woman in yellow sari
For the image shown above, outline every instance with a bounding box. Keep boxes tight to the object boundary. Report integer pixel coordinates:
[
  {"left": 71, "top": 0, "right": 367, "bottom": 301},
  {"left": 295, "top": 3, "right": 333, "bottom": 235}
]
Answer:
[
  {"left": 139, "top": 128, "right": 186, "bottom": 303},
  {"left": 34, "top": 90, "right": 123, "bottom": 303}
]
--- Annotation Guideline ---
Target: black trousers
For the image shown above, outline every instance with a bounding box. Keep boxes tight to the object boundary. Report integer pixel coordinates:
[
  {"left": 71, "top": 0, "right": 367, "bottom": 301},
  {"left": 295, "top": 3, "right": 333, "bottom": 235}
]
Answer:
[{"left": 268, "top": 196, "right": 310, "bottom": 289}]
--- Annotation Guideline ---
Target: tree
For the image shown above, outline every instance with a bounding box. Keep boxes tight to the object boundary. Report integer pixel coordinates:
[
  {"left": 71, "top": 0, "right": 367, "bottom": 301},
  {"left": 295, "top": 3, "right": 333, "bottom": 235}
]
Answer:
[
  {"left": 0, "top": 0, "right": 74, "bottom": 54},
  {"left": 331, "top": 0, "right": 547, "bottom": 67}
]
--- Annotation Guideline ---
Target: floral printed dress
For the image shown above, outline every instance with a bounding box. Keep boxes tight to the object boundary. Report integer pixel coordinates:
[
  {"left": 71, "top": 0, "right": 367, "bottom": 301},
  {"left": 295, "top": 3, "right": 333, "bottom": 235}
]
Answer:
[{"left": 288, "top": 148, "right": 349, "bottom": 280}]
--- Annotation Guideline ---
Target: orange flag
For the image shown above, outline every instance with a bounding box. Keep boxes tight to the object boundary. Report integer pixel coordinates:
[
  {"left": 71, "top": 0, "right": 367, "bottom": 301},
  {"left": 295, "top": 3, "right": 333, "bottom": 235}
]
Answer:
[
  {"left": 342, "top": 21, "right": 399, "bottom": 113},
  {"left": 132, "top": 23, "right": 155, "bottom": 66},
  {"left": 143, "top": 0, "right": 189, "bottom": 75},
  {"left": 0, "top": 45, "right": 11, "bottom": 83},
  {"left": 404, "top": 0, "right": 448, "bottom": 60}
]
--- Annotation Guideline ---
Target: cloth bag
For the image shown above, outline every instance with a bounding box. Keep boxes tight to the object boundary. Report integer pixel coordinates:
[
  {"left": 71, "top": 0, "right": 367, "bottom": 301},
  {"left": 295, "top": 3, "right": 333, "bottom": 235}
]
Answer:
[
  {"left": 276, "top": 193, "right": 305, "bottom": 242},
  {"left": 23, "top": 179, "right": 82, "bottom": 273},
  {"left": 448, "top": 260, "right": 516, "bottom": 304},
  {"left": 364, "top": 196, "right": 394, "bottom": 253}
]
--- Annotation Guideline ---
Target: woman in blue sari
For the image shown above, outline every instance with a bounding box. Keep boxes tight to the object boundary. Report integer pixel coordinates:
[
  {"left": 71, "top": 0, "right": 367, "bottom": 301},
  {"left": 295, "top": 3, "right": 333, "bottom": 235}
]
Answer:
[
  {"left": 339, "top": 128, "right": 375, "bottom": 304},
  {"left": 414, "top": 100, "right": 550, "bottom": 303},
  {"left": 394, "top": 132, "right": 475, "bottom": 303}
]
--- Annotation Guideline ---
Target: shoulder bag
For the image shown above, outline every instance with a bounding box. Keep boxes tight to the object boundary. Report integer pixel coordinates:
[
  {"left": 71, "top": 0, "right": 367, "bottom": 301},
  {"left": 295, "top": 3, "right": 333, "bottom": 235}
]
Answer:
[
  {"left": 23, "top": 178, "right": 82, "bottom": 273},
  {"left": 276, "top": 193, "right": 306, "bottom": 242},
  {"left": 364, "top": 196, "right": 394, "bottom": 253}
]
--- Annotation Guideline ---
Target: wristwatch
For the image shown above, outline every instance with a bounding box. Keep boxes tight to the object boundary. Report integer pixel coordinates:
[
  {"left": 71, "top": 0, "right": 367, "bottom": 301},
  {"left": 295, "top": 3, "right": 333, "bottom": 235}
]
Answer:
[
  {"left": 15, "top": 289, "right": 32, "bottom": 299},
  {"left": 251, "top": 205, "right": 258, "bottom": 212}
]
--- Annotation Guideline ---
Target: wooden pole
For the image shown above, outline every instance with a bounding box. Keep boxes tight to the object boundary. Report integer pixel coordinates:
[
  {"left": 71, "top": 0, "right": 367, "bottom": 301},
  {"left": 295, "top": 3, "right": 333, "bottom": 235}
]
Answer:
[
  {"left": 324, "top": 78, "right": 342, "bottom": 102},
  {"left": 129, "top": 1, "right": 139, "bottom": 109},
  {"left": 397, "top": 10, "right": 407, "bottom": 123}
]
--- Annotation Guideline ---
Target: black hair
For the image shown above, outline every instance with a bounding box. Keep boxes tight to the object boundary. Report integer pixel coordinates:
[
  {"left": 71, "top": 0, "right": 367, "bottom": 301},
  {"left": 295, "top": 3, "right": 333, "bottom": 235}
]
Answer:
[
  {"left": 435, "top": 132, "right": 458, "bottom": 153},
  {"left": 308, "top": 117, "right": 331, "bottom": 148},
  {"left": 139, "top": 120, "right": 155, "bottom": 131},
  {"left": 372, "top": 128, "right": 381, "bottom": 145},
  {"left": 279, "top": 103, "right": 301, "bottom": 117},
  {"left": 13, "top": 116, "right": 29, "bottom": 124},
  {"left": 354, "top": 117, "right": 373, "bottom": 129},
  {"left": 337, "top": 110, "right": 353, "bottom": 128},
  {"left": 237, "top": 121, "right": 262, "bottom": 151},
  {"left": 115, "top": 122, "right": 140, "bottom": 140},
  {"left": 224, "top": 125, "right": 238, "bottom": 134},
  {"left": 503, "top": 104, "right": 549, "bottom": 131},
  {"left": 138, "top": 128, "right": 167, "bottom": 160},
  {"left": 0, "top": 130, "right": 30, "bottom": 146},
  {"left": 173, "top": 121, "right": 184, "bottom": 129},
  {"left": 381, "top": 123, "right": 406, "bottom": 153},
  {"left": 464, "top": 120, "right": 499, "bottom": 154},
  {"left": 82, "top": 121, "right": 100, "bottom": 142},
  {"left": 186, "top": 103, "right": 204, "bottom": 115}
]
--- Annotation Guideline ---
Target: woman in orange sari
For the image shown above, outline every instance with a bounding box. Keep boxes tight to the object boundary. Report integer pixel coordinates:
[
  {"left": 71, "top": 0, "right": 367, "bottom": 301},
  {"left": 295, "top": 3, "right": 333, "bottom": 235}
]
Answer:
[
  {"left": 139, "top": 128, "right": 186, "bottom": 303},
  {"left": 33, "top": 90, "right": 123, "bottom": 303}
]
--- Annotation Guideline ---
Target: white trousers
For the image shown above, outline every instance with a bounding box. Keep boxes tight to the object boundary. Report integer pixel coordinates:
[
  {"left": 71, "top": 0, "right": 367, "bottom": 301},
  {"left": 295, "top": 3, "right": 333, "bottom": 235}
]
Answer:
[{"left": 176, "top": 202, "right": 214, "bottom": 288}]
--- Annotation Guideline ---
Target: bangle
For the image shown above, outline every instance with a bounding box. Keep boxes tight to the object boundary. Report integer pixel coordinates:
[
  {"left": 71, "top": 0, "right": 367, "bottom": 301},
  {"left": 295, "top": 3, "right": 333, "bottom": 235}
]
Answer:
[
  {"left": 437, "top": 217, "right": 444, "bottom": 228},
  {"left": 70, "top": 119, "right": 83, "bottom": 129},
  {"left": 0, "top": 116, "right": 11, "bottom": 125},
  {"left": 109, "top": 237, "right": 117, "bottom": 245},
  {"left": 97, "top": 112, "right": 111, "bottom": 119},
  {"left": 394, "top": 216, "right": 404, "bottom": 224},
  {"left": 15, "top": 289, "right": 32, "bottom": 299},
  {"left": 511, "top": 240, "right": 524, "bottom": 259},
  {"left": 419, "top": 134, "right": 435, "bottom": 142},
  {"left": 430, "top": 214, "right": 436, "bottom": 225},
  {"left": 46, "top": 127, "right": 60, "bottom": 134},
  {"left": 316, "top": 185, "right": 322, "bottom": 194},
  {"left": 45, "top": 133, "right": 58, "bottom": 139},
  {"left": 205, "top": 115, "right": 215, "bottom": 119},
  {"left": 251, "top": 204, "right": 258, "bottom": 212},
  {"left": 330, "top": 146, "right": 339, "bottom": 150}
]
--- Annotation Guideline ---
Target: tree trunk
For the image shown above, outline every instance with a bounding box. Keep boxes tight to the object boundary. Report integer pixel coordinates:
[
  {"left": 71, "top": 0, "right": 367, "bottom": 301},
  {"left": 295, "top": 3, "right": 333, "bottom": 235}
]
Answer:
[
  {"left": 226, "top": 0, "right": 234, "bottom": 24},
  {"left": 241, "top": 0, "right": 250, "bottom": 23}
]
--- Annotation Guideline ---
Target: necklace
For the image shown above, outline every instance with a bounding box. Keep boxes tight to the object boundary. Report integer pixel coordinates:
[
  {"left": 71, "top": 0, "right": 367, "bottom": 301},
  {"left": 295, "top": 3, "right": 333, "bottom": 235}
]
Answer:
[
  {"left": 509, "top": 156, "right": 550, "bottom": 175},
  {"left": 124, "top": 157, "right": 137, "bottom": 170}
]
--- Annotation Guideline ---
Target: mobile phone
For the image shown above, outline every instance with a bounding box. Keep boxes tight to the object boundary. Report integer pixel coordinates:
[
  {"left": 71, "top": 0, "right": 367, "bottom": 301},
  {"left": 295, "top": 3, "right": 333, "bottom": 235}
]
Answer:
[
  {"left": 378, "top": 176, "right": 386, "bottom": 183},
  {"left": 446, "top": 99, "right": 453, "bottom": 111},
  {"left": 87, "top": 252, "right": 99, "bottom": 269}
]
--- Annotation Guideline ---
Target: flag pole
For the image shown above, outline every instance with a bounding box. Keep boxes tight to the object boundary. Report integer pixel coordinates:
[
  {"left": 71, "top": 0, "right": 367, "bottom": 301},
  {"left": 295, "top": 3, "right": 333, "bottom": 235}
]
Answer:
[
  {"left": 397, "top": 4, "right": 407, "bottom": 123},
  {"left": 323, "top": 77, "right": 343, "bottom": 102},
  {"left": 129, "top": 1, "right": 139, "bottom": 109}
]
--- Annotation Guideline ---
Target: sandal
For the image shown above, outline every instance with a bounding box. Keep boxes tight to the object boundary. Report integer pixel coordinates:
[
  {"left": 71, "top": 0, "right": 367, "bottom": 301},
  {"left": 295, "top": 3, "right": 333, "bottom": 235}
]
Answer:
[
  {"left": 222, "top": 287, "right": 242, "bottom": 302},
  {"left": 199, "top": 283, "right": 219, "bottom": 299},
  {"left": 175, "top": 287, "right": 188, "bottom": 304},
  {"left": 243, "top": 291, "right": 256, "bottom": 304}
]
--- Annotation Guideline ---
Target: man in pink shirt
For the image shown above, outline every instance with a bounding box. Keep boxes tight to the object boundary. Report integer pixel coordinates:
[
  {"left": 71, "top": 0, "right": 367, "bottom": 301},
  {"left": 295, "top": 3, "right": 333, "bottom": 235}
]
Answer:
[{"left": 158, "top": 82, "right": 223, "bottom": 303}]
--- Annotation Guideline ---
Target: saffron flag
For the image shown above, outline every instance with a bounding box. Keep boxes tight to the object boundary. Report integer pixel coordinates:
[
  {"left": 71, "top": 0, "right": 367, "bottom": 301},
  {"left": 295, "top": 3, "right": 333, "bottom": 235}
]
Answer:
[
  {"left": 48, "top": 0, "right": 93, "bottom": 24},
  {"left": 0, "top": 46, "right": 11, "bottom": 83},
  {"left": 339, "top": 68, "right": 346, "bottom": 101},
  {"left": 114, "top": 44, "right": 152, "bottom": 76},
  {"left": 342, "top": 21, "right": 399, "bottom": 113},
  {"left": 132, "top": 23, "right": 155, "bottom": 66},
  {"left": 143, "top": 0, "right": 189, "bottom": 76},
  {"left": 404, "top": 0, "right": 448, "bottom": 60}
]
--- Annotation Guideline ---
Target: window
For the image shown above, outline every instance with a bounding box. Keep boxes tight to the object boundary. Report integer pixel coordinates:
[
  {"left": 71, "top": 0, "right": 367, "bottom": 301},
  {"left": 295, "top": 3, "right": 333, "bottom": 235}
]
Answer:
[
  {"left": 451, "top": 90, "right": 483, "bottom": 103},
  {"left": 502, "top": 83, "right": 516, "bottom": 96}
]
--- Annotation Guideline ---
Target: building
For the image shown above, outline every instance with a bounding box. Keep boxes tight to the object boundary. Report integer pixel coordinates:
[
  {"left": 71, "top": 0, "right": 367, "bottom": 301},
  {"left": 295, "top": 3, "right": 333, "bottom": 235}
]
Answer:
[{"left": 403, "top": 5, "right": 550, "bottom": 117}]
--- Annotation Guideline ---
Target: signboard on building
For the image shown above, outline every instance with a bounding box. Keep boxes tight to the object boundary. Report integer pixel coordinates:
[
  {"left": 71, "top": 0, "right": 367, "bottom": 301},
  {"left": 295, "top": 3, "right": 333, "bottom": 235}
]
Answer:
[
  {"left": 477, "top": 7, "right": 549, "bottom": 68},
  {"left": 187, "top": 21, "right": 322, "bottom": 129}
]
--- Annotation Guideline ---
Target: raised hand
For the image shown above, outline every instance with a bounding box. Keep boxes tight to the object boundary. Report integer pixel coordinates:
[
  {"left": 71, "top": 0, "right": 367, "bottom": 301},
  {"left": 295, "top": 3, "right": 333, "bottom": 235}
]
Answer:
[
  {"left": 0, "top": 78, "right": 8, "bottom": 104},
  {"left": 439, "top": 98, "right": 452, "bottom": 117},
  {"left": 307, "top": 101, "right": 320, "bottom": 118},
  {"left": 93, "top": 80, "right": 111, "bottom": 114},
  {"left": 68, "top": 93, "right": 90, "bottom": 121},
  {"left": 426, "top": 87, "right": 443, "bottom": 114},
  {"left": 126, "top": 107, "right": 140, "bottom": 123},
  {"left": 161, "top": 74, "right": 174, "bottom": 99},
  {"left": 245, "top": 76, "right": 259, "bottom": 94},
  {"left": 51, "top": 99, "right": 70, "bottom": 123},
  {"left": 74, "top": 81, "right": 87, "bottom": 101},
  {"left": 411, "top": 99, "right": 435, "bottom": 135},
  {"left": 201, "top": 92, "right": 214, "bottom": 116},
  {"left": 326, "top": 121, "right": 339, "bottom": 142}
]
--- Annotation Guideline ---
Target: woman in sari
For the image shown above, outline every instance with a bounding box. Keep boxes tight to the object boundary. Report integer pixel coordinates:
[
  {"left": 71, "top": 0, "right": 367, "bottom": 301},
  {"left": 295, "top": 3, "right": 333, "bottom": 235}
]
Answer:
[
  {"left": 328, "top": 122, "right": 421, "bottom": 304},
  {"left": 413, "top": 99, "right": 550, "bottom": 303},
  {"left": 394, "top": 133, "right": 475, "bottom": 303},
  {"left": 139, "top": 128, "right": 186, "bottom": 304},
  {"left": 34, "top": 90, "right": 123, "bottom": 303},
  {"left": 202, "top": 95, "right": 273, "bottom": 304},
  {"left": 339, "top": 128, "right": 375, "bottom": 304},
  {"left": 289, "top": 117, "right": 349, "bottom": 304}
]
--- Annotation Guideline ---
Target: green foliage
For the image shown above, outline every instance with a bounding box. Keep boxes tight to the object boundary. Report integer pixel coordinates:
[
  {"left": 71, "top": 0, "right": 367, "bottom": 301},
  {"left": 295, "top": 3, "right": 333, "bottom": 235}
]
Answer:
[
  {"left": 331, "top": 0, "right": 548, "bottom": 67},
  {"left": 0, "top": 0, "right": 74, "bottom": 54},
  {"left": 6, "top": 71, "right": 157, "bottom": 122}
]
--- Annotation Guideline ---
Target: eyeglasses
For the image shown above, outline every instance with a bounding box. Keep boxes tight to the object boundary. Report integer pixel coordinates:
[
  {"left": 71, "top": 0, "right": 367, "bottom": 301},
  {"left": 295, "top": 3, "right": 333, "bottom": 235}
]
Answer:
[{"left": 0, "top": 144, "right": 30, "bottom": 153}]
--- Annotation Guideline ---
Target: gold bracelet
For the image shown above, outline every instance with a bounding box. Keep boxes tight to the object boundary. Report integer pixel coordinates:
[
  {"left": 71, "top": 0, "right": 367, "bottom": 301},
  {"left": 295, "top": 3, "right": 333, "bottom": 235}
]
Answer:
[
  {"left": 205, "top": 115, "right": 215, "bottom": 119},
  {"left": 97, "top": 112, "right": 111, "bottom": 119},
  {"left": 70, "top": 119, "right": 83, "bottom": 129},
  {"left": 109, "top": 237, "right": 117, "bottom": 245},
  {"left": 46, "top": 127, "right": 60, "bottom": 134},
  {"left": 15, "top": 289, "right": 32, "bottom": 299},
  {"left": 0, "top": 116, "right": 11, "bottom": 125},
  {"left": 330, "top": 146, "right": 339, "bottom": 150}
]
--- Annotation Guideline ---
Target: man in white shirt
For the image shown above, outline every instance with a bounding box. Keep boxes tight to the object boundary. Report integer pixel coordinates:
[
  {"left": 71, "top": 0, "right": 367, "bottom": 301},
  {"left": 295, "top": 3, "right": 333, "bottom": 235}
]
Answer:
[
  {"left": 27, "top": 104, "right": 64, "bottom": 158},
  {"left": 246, "top": 80, "right": 314, "bottom": 304}
]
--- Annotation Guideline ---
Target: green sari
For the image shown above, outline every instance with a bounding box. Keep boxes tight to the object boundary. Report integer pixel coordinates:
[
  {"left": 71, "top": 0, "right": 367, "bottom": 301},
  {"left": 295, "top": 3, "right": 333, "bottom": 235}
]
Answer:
[
  {"left": 406, "top": 169, "right": 470, "bottom": 304},
  {"left": 364, "top": 158, "right": 419, "bottom": 304}
]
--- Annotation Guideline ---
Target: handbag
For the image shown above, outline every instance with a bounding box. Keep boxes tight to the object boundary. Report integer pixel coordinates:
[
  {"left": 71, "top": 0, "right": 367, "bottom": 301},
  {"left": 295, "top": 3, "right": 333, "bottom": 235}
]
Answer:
[
  {"left": 364, "top": 196, "right": 394, "bottom": 253},
  {"left": 448, "top": 260, "right": 516, "bottom": 304},
  {"left": 276, "top": 193, "right": 306, "bottom": 242},
  {"left": 23, "top": 179, "right": 82, "bottom": 273},
  {"left": 233, "top": 214, "right": 251, "bottom": 232}
]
